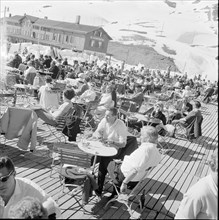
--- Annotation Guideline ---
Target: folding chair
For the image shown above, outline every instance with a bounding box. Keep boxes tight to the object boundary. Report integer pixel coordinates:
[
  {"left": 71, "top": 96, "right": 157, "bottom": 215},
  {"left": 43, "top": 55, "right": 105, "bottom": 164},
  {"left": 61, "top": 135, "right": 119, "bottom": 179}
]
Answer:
[
  {"left": 50, "top": 142, "right": 94, "bottom": 212},
  {"left": 46, "top": 105, "right": 84, "bottom": 143},
  {"left": 104, "top": 166, "right": 155, "bottom": 218},
  {"left": 174, "top": 115, "right": 203, "bottom": 141}
]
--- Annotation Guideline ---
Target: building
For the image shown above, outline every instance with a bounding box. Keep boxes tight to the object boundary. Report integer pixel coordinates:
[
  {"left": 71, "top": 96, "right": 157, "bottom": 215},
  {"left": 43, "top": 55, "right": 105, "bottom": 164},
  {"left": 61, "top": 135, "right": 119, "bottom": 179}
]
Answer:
[{"left": 2, "top": 14, "right": 112, "bottom": 56}]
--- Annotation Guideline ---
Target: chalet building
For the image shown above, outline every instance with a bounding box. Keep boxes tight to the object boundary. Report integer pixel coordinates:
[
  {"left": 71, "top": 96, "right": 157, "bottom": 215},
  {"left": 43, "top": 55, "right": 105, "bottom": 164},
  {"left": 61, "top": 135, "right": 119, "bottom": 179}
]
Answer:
[{"left": 2, "top": 14, "right": 112, "bottom": 56}]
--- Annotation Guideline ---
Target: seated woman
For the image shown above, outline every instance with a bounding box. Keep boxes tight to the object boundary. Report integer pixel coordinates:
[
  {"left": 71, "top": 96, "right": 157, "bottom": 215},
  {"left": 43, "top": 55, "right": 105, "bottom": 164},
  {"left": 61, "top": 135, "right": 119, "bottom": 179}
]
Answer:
[
  {"left": 151, "top": 101, "right": 167, "bottom": 127},
  {"left": 24, "top": 61, "right": 37, "bottom": 85},
  {"left": 107, "top": 126, "right": 161, "bottom": 198},
  {"left": 94, "top": 85, "right": 114, "bottom": 119},
  {"left": 38, "top": 76, "right": 59, "bottom": 109},
  {"left": 92, "top": 107, "right": 128, "bottom": 198},
  {"left": 34, "top": 88, "right": 75, "bottom": 127}
]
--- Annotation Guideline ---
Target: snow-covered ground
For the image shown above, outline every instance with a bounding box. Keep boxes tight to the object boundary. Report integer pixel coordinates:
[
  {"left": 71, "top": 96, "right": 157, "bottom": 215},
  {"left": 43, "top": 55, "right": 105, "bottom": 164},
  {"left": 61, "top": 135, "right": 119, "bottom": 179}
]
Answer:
[{"left": 1, "top": 0, "right": 218, "bottom": 81}]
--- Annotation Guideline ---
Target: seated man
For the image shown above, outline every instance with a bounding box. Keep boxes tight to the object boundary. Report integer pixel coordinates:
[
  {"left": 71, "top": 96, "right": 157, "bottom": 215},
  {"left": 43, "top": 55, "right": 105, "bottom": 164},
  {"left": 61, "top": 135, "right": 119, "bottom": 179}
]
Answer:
[
  {"left": 121, "top": 84, "right": 144, "bottom": 112},
  {"left": 203, "top": 84, "right": 215, "bottom": 103},
  {"left": 34, "top": 88, "right": 75, "bottom": 127},
  {"left": 107, "top": 126, "right": 161, "bottom": 198},
  {"left": 0, "top": 156, "right": 61, "bottom": 218},
  {"left": 49, "top": 61, "right": 59, "bottom": 80},
  {"left": 92, "top": 107, "right": 129, "bottom": 197},
  {"left": 75, "top": 77, "right": 90, "bottom": 97},
  {"left": 172, "top": 100, "right": 203, "bottom": 140},
  {"left": 175, "top": 148, "right": 217, "bottom": 219}
]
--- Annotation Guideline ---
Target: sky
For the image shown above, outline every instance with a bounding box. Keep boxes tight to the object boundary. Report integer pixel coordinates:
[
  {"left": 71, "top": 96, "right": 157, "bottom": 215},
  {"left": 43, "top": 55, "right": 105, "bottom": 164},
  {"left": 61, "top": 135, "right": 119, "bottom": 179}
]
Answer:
[{"left": 1, "top": 0, "right": 218, "bottom": 81}]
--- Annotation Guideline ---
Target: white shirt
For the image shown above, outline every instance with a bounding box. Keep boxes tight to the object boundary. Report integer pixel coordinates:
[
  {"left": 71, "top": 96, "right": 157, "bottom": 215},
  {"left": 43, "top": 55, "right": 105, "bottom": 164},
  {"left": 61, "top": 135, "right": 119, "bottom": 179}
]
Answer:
[
  {"left": 121, "top": 142, "right": 161, "bottom": 182},
  {"left": 24, "top": 66, "right": 36, "bottom": 78},
  {"left": 94, "top": 118, "right": 128, "bottom": 145},
  {"left": 175, "top": 174, "right": 217, "bottom": 219},
  {"left": 182, "top": 89, "right": 192, "bottom": 98},
  {"left": 39, "top": 83, "right": 59, "bottom": 109},
  {"left": 51, "top": 101, "right": 73, "bottom": 120},
  {"left": 80, "top": 89, "right": 96, "bottom": 102},
  {"left": 1, "top": 177, "right": 61, "bottom": 218},
  {"left": 99, "top": 93, "right": 114, "bottom": 109}
]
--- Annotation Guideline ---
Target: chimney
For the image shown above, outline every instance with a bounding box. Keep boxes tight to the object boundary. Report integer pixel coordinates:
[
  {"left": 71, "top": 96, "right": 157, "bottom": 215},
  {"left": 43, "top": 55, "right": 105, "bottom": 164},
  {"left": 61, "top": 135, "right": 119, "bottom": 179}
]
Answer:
[
  {"left": 9, "top": 13, "right": 11, "bottom": 17},
  {"left": 24, "top": 13, "right": 26, "bottom": 16},
  {"left": 44, "top": 16, "right": 48, "bottom": 19},
  {"left": 76, "top": 15, "right": 80, "bottom": 24}
]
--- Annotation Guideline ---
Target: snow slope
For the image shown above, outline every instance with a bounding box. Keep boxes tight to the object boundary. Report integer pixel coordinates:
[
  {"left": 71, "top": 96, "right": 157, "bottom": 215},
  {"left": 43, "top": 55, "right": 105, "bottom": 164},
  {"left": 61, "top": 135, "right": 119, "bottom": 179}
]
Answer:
[{"left": 1, "top": 0, "right": 218, "bottom": 81}]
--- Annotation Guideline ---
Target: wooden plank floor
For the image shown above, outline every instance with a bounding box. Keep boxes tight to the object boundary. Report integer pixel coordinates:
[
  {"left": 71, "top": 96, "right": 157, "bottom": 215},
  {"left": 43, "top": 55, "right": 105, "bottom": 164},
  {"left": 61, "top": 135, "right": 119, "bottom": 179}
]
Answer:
[{"left": 0, "top": 101, "right": 218, "bottom": 219}]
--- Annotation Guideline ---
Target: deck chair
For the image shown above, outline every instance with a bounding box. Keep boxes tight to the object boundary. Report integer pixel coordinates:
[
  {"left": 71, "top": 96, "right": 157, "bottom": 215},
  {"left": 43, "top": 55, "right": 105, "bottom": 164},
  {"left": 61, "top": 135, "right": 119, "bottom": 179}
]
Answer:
[
  {"left": 104, "top": 166, "right": 155, "bottom": 218},
  {"left": 51, "top": 142, "right": 96, "bottom": 212},
  {"left": 174, "top": 115, "right": 203, "bottom": 141},
  {"left": 45, "top": 104, "right": 85, "bottom": 143}
]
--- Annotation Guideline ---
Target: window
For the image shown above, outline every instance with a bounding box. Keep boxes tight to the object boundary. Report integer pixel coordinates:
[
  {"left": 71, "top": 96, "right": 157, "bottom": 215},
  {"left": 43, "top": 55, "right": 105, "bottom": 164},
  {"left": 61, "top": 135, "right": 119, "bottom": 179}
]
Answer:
[
  {"left": 45, "top": 34, "right": 49, "bottom": 41},
  {"left": 94, "top": 31, "right": 100, "bottom": 37},
  {"left": 53, "top": 33, "right": 56, "bottom": 41},
  {"left": 98, "top": 41, "right": 103, "bottom": 48},
  {"left": 90, "top": 40, "right": 95, "bottom": 47},
  {"left": 59, "top": 34, "right": 62, "bottom": 43},
  {"left": 33, "top": 25, "right": 39, "bottom": 30}
]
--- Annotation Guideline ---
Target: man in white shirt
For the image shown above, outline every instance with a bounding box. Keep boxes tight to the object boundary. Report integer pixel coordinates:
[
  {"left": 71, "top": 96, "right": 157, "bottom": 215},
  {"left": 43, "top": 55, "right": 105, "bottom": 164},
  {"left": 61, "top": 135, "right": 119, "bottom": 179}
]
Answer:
[
  {"left": 107, "top": 126, "right": 161, "bottom": 197},
  {"left": 175, "top": 148, "right": 218, "bottom": 219},
  {"left": 92, "top": 107, "right": 128, "bottom": 197},
  {"left": 0, "top": 156, "right": 61, "bottom": 218}
]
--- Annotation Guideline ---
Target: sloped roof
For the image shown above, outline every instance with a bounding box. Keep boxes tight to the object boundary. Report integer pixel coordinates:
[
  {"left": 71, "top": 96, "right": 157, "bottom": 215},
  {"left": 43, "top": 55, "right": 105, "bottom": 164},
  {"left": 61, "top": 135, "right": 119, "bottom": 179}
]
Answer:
[
  {"left": 5, "top": 15, "right": 23, "bottom": 23},
  {"left": 6, "top": 14, "right": 112, "bottom": 40},
  {"left": 24, "top": 15, "right": 39, "bottom": 23},
  {"left": 35, "top": 18, "right": 100, "bottom": 34}
]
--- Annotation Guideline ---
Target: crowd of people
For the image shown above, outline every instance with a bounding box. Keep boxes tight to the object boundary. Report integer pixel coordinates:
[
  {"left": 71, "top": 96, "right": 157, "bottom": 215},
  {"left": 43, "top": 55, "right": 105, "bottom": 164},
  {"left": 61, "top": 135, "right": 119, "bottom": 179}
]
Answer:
[{"left": 1, "top": 49, "right": 218, "bottom": 219}]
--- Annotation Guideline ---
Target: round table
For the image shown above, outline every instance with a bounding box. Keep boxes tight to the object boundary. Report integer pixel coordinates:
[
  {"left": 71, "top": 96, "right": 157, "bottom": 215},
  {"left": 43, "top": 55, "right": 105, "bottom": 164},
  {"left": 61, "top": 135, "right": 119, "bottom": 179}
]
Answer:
[
  {"left": 78, "top": 139, "right": 118, "bottom": 172},
  {"left": 78, "top": 139, "right": 117, "bottom": 157}
]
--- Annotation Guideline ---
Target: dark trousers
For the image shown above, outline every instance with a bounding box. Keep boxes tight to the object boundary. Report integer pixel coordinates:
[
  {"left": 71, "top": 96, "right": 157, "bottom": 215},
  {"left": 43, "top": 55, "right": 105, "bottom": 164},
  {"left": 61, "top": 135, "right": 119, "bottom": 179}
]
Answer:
[
  {"left": 93, "top": 147, "right": 123, "bottom": 194},
  {"left": 94, "top": 136, "right": 138, "bottom": 194},
  {"left": 107, "top": 160, "right": 138, "bottom": 189}
]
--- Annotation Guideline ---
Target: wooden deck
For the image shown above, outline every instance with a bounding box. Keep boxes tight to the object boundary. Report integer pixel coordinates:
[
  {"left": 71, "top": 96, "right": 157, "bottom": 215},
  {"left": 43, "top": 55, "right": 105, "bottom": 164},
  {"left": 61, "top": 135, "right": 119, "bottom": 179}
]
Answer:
[{"left": 0, "top": 101, "right": 218, "bottom": 219}]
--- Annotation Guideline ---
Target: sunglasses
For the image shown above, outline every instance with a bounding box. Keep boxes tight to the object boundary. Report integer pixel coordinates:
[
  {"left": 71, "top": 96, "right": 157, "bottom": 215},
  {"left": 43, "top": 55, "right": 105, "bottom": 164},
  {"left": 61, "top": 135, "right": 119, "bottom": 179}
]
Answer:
[{"left": 0, "top": 170, "right": 14, "bottom": 183}]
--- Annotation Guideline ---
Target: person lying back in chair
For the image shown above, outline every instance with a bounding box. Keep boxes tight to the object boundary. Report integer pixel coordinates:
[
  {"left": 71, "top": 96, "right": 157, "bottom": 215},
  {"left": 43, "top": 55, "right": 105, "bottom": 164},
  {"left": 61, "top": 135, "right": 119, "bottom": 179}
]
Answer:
[
  {"left": 171, "top": 100, "right": 203, "bottom": 140},
  {"left": 107, "top": 126, "right": 162, "bottom": 198},
  {"left": 34, "top": 89, "right": 75, "bottom": 127}
]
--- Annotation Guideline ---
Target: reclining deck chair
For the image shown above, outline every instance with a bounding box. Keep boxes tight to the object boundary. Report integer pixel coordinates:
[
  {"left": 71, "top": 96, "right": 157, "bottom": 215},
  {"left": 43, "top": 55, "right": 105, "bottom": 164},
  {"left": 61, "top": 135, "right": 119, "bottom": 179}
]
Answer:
[
  {"left": 46, "top": 103, "right": 85, "bottom": 143},
  {"left": 174, "top": 114, "right": 203, "bottom": 141}
]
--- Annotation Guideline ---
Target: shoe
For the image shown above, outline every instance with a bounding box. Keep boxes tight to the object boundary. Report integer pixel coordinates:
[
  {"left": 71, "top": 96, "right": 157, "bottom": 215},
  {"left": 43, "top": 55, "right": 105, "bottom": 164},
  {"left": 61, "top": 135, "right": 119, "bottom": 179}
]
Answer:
[{"left": 94, "top": 189, "right": 102, "bottom": 198}]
